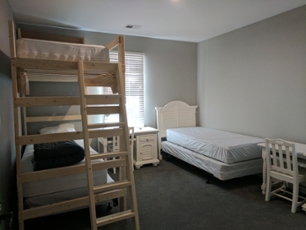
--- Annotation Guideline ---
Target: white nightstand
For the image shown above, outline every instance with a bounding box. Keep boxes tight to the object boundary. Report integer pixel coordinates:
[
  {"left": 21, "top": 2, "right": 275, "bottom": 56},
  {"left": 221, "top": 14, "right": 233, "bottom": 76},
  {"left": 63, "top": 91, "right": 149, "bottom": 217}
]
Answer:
[{"left": 133, "top": 127, "right": 160, "bottom": 169}]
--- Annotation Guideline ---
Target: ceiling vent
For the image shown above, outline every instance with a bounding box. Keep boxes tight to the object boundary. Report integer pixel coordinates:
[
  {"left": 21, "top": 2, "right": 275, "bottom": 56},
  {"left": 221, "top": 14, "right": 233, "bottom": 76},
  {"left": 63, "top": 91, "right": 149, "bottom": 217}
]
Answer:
[{"left": 125, "top": 25, "right": 142, "bottom": 29}]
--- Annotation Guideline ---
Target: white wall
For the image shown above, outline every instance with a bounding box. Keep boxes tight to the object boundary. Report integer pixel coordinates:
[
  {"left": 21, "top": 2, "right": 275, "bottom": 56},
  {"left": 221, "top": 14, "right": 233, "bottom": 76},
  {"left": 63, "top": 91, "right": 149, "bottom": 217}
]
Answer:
[
  {"left": 18, "top": 24, "right": 198, "bottom": 129},
  {"left": 197, "top": 6, "right": 306, "bottom": 143}
]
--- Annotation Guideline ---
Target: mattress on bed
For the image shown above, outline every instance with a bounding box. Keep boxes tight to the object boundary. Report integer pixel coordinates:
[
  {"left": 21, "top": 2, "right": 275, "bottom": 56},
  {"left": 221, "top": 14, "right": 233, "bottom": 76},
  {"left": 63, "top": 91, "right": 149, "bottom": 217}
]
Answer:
[
  {"left": 22, "top": 139, "right": 108, "bottom": 198},
  {"left": 16, "top": 38, "right": 109, "bottom": 62},
  {"left": 166, "top": 127, "right": 264, "bottom": 164},
  {"left": 162, "top": 141, "right": 262, "bottom": 181},
  {"left": 24, "top": 174, "right": 114, "bottom": 208}
]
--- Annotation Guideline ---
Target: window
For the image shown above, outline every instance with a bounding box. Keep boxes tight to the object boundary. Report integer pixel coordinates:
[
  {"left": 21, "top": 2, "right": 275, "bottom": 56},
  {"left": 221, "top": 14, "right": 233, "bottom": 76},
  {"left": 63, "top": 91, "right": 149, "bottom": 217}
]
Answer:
[{"left": 102, "top": 51, "right": 144, "bottom": 127}]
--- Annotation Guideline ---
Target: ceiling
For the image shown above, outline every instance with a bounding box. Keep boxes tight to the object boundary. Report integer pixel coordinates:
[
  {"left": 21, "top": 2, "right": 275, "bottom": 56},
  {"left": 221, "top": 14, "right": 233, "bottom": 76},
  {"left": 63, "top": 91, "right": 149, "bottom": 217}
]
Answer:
[{"left": 8, "top": 0, "right": 306, "bottom": 43}]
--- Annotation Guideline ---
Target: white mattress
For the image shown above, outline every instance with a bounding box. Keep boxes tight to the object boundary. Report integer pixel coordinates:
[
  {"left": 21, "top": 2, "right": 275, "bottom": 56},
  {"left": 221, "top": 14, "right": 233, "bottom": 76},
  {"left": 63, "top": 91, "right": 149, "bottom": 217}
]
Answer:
[
  {"left": 22, "top": 139, "right": 108, "bottom": 198},
  {"left": 166, "top": 127, "right": 264, "bottom": 164},
  {"left": 162, "top": 141, "right": 262, "bottom": 181},
  {"left": 16, "top": 38, "right": 109, "bottom": 62},
  {"left": 24, "top": 175, "right": 114, "bottom": 208}
]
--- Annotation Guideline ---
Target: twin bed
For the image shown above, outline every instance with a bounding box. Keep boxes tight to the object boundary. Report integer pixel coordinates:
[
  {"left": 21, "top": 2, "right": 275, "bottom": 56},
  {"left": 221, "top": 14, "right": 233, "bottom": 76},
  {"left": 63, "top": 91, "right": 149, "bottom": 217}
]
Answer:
[{"left": 156, "top": 100, "right": 264, "bottom": 181}]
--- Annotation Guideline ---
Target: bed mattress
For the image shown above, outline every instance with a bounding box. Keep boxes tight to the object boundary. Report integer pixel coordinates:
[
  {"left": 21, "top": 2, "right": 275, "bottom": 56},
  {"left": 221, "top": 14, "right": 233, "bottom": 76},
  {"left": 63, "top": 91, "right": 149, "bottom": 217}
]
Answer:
[
  {"left": 166, "top": 127, "right": 264, "bottom": 164},
  {"left": 16, "top": 38, "right": 109, "bottom": 62},
  {"left": 162, "top": 141, "right": 262, "bottom": 181},
  {"left": 22, "top": 139, "right": 109, "bottom": 198}
]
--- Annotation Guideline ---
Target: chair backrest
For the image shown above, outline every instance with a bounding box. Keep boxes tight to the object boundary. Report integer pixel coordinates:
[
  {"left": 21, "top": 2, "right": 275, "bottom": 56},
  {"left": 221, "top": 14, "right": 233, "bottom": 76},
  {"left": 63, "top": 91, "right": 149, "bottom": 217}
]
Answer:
[
  {"left": 129, "top": 127, "right": 134, "bottom": 155},
  {"left": 265, "top": 138, "right": 298, "bottom": 177},
  {"left": 112, "top": 127, "right": 134, "bottom": 153}
]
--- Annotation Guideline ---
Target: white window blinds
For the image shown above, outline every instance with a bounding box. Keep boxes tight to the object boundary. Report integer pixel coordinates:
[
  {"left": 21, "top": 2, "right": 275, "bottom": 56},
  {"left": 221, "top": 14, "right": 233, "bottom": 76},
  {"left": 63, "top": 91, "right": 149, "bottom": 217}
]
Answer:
[{"left": 103, "top": 51, "right": 144, "bottom": 127}]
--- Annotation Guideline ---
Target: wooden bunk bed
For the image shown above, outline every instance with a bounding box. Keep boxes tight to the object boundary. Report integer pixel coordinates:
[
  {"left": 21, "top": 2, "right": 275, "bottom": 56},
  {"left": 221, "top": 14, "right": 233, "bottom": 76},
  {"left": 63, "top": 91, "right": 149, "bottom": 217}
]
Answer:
[
  {"left": 156, "top": 100, "right": 264, "bottom": 182},
  {"left": 8, "top": 21, "right": 139, "bottom": 230}
]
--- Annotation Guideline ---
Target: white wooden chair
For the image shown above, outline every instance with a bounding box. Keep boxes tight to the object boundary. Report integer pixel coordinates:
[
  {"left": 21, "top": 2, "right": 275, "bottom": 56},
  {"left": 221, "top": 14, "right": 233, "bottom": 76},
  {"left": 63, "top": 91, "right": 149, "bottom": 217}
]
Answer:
[
  {"left": 100, "top": 127, "right": 134, "bottom": 173},
  {"left": 265, "top": 138, "right": 306, "bottom": 213}
]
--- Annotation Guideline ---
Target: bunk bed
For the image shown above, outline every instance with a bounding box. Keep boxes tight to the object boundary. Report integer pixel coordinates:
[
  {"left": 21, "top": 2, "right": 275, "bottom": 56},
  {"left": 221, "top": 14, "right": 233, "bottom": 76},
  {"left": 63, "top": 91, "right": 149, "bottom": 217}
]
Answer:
[
  {"left": 9, "top": 21, "right": 139, "bottom": 230},
  {"left": 155, "top": 100, "right": 264, "bottom": 181}
]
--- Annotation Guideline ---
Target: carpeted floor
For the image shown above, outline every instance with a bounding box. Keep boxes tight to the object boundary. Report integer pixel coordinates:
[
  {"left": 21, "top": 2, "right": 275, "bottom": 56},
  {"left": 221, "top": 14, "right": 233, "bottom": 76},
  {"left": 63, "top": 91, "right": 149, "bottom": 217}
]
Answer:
[{"left": 24, "top": 157, "right": 306, "bottom": 230}]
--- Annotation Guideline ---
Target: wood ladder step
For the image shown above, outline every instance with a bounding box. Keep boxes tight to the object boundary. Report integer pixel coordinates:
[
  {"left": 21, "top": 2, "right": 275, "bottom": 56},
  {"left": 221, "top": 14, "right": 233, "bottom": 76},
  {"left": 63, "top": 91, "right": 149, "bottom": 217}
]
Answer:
[
  {"left": 86, "top": 105, "right": 120, "bottom": 115},
  {"left": 88, "top": 127, "right": 123, "bottom": 139},
  {"left": 85, "top": 94, "right": 121, "bottom": 105},
  {"left": 90, "top": 151, "right": 128, "bottom": 160},
  {"left": 96, "top": 210, "right": 135, "bottom": 227},
  {"left": 87, "top": 122, "right": 125, "bottom": 129},
  {"left": 93, "top": 181, "right": 131, "bottom": 194}
]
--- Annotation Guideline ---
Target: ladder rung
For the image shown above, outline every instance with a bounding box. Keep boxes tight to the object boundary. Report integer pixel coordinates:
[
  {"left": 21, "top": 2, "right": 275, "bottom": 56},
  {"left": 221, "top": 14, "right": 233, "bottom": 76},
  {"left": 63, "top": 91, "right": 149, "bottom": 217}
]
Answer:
[
  {"left": 83, "top": 62, "right": 118, "bottom": 73},
  {"left": 90, "top": 151, "right": 128, "bottom": 160},
  {"left": 96, "top": 210, "right": 135, "bottom": 227},
  {"left": 85, "top": 94, "right": 121, "bottom": 105},
  {"left": 84, "top": 74, "right": 117, "bottom": 87},
  {"left": 92, "top": 159, "right": 126, "bottom": 171},
  {"left": 93, "top": 181, "right": 131, "bottom": 194},
  {"left": 88, "top": 122, "right": 125, "bottom": 129},
  {"left": 87, "top": 106, "right": 120, "bottom": 115},
  {"left": 88, "top": 128, "right": 123, "bottom": 139},
  {"left": 95, "top": 189, "right": 126, "bottom": 203}
]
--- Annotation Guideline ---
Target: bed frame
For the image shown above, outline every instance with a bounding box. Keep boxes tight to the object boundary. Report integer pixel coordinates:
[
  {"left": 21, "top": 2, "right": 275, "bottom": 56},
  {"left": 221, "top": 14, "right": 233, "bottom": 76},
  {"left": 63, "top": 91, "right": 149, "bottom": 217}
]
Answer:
[
  {"left": 155, "top": 100, "right": 198, "bottom": 158},
  {"left": 9, "top": 21, "right": 139, "bottom": 230},
  {"left": 155, "top": 100, "right": 263, "bottom": 182}
]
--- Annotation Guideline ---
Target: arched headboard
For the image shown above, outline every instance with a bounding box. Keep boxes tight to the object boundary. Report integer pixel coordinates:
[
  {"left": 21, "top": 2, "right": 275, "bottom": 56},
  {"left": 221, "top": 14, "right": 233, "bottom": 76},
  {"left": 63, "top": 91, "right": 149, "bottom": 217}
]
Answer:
[{"left": 155, "top": 100, "right": 198, "bottom": 156}]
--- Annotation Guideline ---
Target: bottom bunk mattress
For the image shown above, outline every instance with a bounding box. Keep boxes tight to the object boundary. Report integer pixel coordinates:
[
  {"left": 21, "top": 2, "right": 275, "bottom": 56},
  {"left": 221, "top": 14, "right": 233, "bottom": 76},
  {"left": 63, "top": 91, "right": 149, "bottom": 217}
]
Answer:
[
  {"left": 166, "top": 127, "right": 264, "bottom": 164},
  {"left": 22, "top": 139, "right": 113, "bottom": 207},
  {"left": 162, "top": 141, "right": 263, "bottom": 181}
]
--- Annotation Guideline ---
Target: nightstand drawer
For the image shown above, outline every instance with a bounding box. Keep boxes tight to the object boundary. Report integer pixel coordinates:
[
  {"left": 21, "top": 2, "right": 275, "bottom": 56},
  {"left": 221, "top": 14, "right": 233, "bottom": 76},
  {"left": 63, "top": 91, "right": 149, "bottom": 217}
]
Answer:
[{"left": 139, "top": 134, "right": 155, "bottom": 142}]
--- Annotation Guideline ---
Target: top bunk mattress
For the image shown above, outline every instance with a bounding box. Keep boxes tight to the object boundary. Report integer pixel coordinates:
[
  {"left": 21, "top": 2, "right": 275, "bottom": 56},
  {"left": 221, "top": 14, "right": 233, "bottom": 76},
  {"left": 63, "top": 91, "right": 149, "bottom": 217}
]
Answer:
[
  {"left": 22, "top": 139, "right": 108, "bottom": 198},
  {"left": 16, "top": 38, "right": 109, "bottom": 62},
  {"left": 166, "top": 127, "right": 264, "bottom": 164}
]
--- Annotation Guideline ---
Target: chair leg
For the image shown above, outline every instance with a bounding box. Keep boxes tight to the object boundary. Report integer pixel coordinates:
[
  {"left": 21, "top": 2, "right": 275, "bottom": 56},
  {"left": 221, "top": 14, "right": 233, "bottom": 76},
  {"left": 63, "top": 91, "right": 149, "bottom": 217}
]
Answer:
[
  {"left": 291, "top": 183, "right": 299, "bottom": 213},
  {"left": 265, "top": 176, "right": 271, "bottom": 201},
  {"left": 113, "top": 157, "right": 117, "bottom": 174}
]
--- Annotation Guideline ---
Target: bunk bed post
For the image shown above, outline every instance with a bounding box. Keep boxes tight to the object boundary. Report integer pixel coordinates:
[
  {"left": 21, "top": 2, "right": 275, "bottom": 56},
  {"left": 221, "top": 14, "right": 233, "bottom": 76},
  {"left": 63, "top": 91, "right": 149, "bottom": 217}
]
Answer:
[
  {"left": 8, "top": 20, "right": 16, "bottom": 58},
  {"left": 118, "top": 61, "right": 140, "bottom": 229},
  {"left": 9, "top": 20, "right": 25, "bottom": 230},
  {"left": 118, "top": 35, "right": 125, "bottom": 97},
  {"left": 116, "top": 35, "right": 128, "bottom": 210},
  {"left": 17, "top": 28, "right": 22, "bottom": 39},
  {"left": 11, "top": 65, "right": 25, "bottom": 230}
]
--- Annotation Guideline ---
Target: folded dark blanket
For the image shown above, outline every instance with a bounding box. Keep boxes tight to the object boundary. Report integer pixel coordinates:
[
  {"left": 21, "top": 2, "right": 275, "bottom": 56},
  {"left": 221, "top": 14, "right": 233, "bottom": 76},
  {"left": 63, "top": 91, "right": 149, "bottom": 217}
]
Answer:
[{"left": 32, "top": 140, "right": 85, "bottom": 171}]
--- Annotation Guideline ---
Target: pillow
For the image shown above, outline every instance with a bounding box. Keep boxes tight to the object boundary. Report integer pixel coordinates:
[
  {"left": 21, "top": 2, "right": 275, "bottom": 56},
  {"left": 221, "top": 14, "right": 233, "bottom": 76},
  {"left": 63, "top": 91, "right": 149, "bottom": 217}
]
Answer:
[
  {"left": 39, "top": 123, "right": 76, "bottom": 134},
  {"left": 32, "top": 140, "right": 84, "bottom": 171}
]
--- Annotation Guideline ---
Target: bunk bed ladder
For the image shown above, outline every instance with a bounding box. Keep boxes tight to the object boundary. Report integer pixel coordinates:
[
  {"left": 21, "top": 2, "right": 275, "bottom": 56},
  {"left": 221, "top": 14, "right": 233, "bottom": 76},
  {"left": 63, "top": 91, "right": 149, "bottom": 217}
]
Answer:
[{"left": 77, "top": 61, "right": 140, "bottom": 230}]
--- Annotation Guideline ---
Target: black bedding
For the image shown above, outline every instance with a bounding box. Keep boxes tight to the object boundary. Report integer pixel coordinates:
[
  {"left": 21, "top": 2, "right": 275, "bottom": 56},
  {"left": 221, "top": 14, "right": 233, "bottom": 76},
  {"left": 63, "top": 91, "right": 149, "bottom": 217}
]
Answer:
[{"left": 32, "top": 140, "right": 85, "bottom": 170}]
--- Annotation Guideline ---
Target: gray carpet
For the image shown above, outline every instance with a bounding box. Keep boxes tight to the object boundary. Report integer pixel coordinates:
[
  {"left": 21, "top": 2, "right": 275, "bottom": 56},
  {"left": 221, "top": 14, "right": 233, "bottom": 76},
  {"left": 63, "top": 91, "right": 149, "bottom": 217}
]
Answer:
[{"left": 24, "top": 158, "right": 306, "bottom": 230}]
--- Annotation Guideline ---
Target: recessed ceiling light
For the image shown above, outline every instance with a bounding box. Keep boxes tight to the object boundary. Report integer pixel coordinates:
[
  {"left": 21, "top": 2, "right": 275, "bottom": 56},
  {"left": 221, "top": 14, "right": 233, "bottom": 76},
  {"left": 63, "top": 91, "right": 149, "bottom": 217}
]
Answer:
[{"left": 125, "top": 25, "right": 142, "bottom": 29}]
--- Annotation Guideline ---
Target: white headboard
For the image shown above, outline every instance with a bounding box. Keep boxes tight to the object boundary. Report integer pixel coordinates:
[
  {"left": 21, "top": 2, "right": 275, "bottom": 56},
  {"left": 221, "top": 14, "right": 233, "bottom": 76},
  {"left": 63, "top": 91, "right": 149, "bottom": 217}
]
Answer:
[{"left": 155, "top": 100, "right": 198, "bottom": 155}]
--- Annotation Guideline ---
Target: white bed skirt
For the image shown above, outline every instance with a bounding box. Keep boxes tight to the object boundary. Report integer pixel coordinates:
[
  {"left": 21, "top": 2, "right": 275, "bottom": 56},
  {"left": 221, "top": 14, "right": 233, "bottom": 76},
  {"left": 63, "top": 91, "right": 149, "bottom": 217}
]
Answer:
[{"left": 162, "top": 141, "right": 262, "bottom": 181}]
